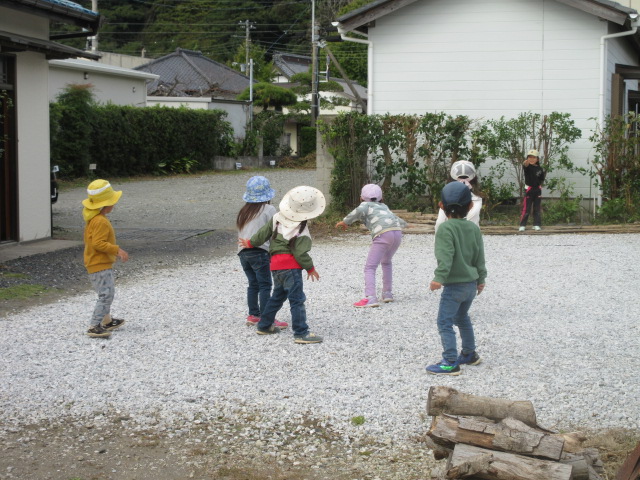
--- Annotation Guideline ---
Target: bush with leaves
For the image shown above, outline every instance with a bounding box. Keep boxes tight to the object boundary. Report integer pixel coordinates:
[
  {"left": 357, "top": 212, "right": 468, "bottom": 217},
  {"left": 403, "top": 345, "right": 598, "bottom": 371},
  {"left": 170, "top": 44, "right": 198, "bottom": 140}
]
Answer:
[
  {"left": 589, "top": 112, "right": 640, "bottom": 222},
  {"left": 50, "top": 84, "right": 96, "bottom": 177},
  {"left": 318, "top": 112, "right": 378, "bottom": 213},
  {"left": 486, "top": 112, "right": 582, "bottom": 198},
  {"left": 253, "top": 110, "right": 289, "bottom": 156}
]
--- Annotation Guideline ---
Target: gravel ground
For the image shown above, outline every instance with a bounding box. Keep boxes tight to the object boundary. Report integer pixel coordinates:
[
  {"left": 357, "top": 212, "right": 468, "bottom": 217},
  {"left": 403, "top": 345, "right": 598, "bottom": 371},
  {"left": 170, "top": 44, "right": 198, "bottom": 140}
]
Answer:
[{"left": 1, "top": 170, "right": 639, "bottom": 479}]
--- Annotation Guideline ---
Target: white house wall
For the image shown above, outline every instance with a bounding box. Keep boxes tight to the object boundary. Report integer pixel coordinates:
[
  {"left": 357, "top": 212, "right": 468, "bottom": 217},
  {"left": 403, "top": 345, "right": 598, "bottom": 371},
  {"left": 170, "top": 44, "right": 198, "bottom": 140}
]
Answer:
[
  {"left": 49, "top": 68, "right": 149, "bottom": 106},
  {"left": 16, "top": 52, "right": 52, "bottom": 241},
  {"left": 367, "top": 0, "right": 637, "bottom": 197}
]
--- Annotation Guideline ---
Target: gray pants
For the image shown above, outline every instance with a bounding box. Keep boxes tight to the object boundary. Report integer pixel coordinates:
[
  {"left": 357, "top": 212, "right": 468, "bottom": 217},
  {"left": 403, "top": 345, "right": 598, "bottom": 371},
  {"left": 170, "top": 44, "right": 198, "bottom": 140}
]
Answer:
[{"left": 89, "top": 269, "right": 115, "bottom": 326}]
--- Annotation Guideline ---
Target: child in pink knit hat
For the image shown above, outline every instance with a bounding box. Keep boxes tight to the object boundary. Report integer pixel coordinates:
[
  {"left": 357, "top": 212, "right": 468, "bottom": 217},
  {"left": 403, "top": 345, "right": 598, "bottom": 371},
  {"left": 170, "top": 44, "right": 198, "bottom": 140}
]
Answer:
[{"left": 336, "top": 184, "right": 407, "bottom": 307}]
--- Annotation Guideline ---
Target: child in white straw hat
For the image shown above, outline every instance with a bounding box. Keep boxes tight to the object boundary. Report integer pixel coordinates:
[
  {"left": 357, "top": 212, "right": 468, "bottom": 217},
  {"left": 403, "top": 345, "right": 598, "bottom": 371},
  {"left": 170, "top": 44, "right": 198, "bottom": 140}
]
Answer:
[
  {"left": 239, "top": 186, "right": 325, "bottom": 344},
  {"left": 82, "top": 179, "right": 129, "bottom": 338}
]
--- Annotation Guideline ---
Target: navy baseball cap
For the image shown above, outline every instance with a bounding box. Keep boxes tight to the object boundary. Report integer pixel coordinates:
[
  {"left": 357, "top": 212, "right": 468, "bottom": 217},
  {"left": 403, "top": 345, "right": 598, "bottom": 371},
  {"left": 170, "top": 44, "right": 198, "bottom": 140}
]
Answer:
[{"left": 441, "top": 181, "right": 472, "bottom": 207}]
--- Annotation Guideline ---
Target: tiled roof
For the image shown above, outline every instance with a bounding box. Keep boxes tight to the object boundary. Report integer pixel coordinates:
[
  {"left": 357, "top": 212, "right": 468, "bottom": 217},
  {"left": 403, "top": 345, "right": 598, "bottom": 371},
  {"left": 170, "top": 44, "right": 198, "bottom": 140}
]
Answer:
[
  {"left": 40, "top": 0, "right": 98, "bottom": 16},
  {"left": 135, "top": 48, "right": 252, "bottom": 99},
  {"left": 273, "top": 52, "right": 311, "bottom": 79}
]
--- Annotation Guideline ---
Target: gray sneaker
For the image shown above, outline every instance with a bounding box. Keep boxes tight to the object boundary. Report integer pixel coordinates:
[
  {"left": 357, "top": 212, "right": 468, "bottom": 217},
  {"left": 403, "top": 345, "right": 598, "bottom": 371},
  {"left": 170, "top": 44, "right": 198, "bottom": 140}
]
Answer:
[
  {"left": 87, "top": 324, "right": 111, "bottom": 338},
  {"left": 257, "top": 325, "right": 281, "bottom": 335},
  {"left": 294, "top": 333, "right": 323, "bottom": 344}
]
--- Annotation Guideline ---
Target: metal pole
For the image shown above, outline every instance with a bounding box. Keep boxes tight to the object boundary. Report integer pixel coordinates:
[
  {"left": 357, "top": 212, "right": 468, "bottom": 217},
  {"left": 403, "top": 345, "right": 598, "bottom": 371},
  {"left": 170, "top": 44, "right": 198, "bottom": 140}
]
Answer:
[
  {"left": 91, "top": 0, "right": 98, "bottom": 52},
  {"left": 249, "top": 58, "right": 254, "bottom": 131},
  {"left": 310, "top": 0, "right": 318, "bottom": 126}
]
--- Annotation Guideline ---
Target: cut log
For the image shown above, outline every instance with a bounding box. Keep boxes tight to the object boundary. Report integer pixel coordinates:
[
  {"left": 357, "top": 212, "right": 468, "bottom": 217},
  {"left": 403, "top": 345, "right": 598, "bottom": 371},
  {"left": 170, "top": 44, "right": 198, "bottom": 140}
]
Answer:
[
  {"left": 560, "top": 451, "right": 605, "bottom": 480},
  {"left": 446, "top": 452, "right": 493, "bottom": 479},
  {"left": 428, "top": 414, "right": 564, "bottom": 460},
  {"left": 427, "top": 386, "right": 551, "bottom": 431},
  {"left": 555, "top": 432, "right": 588, "bottom": 454},
  {"left": 616, "top": 442, "right": 640, "bottom": 480},
  {"left": 423, "top": 434, "right": 452, "bottom": 460},
  {"left": 448, "top": 443, "right": 572, "bottom": 480}
]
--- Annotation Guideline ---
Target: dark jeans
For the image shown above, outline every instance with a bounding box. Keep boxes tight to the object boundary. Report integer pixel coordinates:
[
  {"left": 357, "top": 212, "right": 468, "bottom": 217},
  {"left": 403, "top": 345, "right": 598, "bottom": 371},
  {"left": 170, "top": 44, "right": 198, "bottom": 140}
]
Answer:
[
  {"left": 520, "top": 186, "right": 542, "bottom": 227},
  {"left": 258, "top": 269, "right": 309, "bottom": 337},
  {"left": 238, "top": 248, "right": 272, "bottom": 317},
  {"left": 436, "top": 281, "right": 477, "bottom": 363}
]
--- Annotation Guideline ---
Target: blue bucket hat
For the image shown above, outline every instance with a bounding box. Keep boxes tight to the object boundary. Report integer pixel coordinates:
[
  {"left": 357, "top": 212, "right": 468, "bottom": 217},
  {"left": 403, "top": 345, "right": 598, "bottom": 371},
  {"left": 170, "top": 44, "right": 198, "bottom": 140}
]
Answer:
[
  {"left": 442, "top": 181, "right": 472, "bottom": 207},
  {"left": 243, "top": 176, "right": 276, "bottom": 203}
]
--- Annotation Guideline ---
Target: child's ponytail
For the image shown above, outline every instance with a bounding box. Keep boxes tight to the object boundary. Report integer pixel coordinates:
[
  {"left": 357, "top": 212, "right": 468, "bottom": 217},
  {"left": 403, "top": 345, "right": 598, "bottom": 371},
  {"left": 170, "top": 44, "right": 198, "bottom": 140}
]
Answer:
[{"left": 288, "top": 220, "right": 307, "bottom": 248}]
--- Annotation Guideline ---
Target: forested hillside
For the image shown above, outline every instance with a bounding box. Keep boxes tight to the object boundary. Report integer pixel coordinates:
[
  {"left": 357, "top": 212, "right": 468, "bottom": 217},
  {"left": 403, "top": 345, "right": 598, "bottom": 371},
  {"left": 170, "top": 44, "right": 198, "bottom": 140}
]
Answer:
[{"left": 53, "top": 0, "right": 368, "bottom": 85}]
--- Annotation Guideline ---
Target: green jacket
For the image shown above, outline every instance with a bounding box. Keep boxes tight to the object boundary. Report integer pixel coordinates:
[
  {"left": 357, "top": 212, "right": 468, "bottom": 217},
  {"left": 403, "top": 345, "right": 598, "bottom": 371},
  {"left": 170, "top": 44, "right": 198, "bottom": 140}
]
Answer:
[
  {"left": 250, "top": 217, "right": 314, "bottom": 271},
  {"left": 433, "top": 219, "right": 487, "bottom": 285}
]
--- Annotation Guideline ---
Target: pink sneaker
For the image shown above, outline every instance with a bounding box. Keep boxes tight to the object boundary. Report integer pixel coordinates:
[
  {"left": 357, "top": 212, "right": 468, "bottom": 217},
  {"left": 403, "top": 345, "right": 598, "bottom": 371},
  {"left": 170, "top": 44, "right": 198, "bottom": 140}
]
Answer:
[
  {"left": 246, "top": 315, "right": 260, "bottom": 326},
  {"left": 274, "top": 319, "right": 289, "bottom": 329},
  {"left": 353, "top": 297, "right": 380, "bottom": 308}
]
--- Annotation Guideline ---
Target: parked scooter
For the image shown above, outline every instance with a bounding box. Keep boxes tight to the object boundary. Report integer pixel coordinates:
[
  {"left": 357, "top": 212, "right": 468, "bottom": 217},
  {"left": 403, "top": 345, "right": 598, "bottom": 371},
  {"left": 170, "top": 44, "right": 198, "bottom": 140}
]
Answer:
[{"left": 51, "top": 165, "right": 59, "bottom": 204}]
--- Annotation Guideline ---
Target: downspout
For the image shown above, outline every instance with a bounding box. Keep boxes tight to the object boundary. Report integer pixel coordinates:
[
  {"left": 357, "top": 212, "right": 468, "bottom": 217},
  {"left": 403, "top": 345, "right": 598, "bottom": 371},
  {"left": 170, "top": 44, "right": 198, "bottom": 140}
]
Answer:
[
  {"left": 336, "top": 26, "right": 373, "bottom": 115},
  {"left": 597, "top": 16, "right": 638, "bottom": 214}
]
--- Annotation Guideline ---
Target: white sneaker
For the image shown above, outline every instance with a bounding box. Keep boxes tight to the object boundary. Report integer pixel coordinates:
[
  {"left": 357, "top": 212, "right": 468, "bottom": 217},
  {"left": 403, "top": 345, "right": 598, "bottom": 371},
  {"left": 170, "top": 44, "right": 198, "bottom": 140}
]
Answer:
[
  {"left": 518, "top": 226, "right": 525, "bottom": 232},
  {"left": 533, "top": 226, "right": 541, "bottom": 231}
]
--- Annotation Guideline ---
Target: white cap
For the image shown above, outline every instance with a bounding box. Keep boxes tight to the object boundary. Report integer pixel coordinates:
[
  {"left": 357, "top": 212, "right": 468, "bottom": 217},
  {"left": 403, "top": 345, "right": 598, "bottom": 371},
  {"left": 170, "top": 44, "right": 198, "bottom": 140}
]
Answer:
[{"left": 450, "top": 161, "right": 476, "bottom": 181}]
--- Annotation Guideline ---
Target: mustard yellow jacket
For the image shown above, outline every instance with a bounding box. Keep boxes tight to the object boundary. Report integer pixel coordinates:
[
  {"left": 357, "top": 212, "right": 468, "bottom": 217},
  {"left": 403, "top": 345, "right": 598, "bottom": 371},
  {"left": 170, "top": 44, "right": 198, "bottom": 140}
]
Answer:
[{"left": 84, "top": 214, "right": 119, "bottom": 274}]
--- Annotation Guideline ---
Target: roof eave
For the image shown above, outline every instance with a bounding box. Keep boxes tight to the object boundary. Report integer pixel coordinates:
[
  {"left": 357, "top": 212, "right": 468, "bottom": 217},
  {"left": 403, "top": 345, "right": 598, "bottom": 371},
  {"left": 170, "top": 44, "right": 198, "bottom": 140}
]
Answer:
[
  {"left": 1, "top": 0, "right": 102, "bottom": 31},
  {"left": 335, "top": 0, "right": 638, "bottom": 31}
]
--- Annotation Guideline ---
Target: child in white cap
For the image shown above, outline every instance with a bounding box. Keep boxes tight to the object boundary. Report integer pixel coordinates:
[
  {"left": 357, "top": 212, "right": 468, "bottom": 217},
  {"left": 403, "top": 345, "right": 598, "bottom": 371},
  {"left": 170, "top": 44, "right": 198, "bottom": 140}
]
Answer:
[
  {"left": 239, "top": 186, "right": 325, "bottom": 344},
  {"left": 236, "top": 176, "right": 288, "bottom": 329},
  {"left": 435, "top": 160, "right": 483, "bottom": 232},
  {"left": 82, "top": 179, "right": 129, "bottom": 338},
  {"left": 519, "top": 149, "right": 546, "bottom": 231},
  {"left": 336, "top": 184, "right": 407, "bottom": 307}
]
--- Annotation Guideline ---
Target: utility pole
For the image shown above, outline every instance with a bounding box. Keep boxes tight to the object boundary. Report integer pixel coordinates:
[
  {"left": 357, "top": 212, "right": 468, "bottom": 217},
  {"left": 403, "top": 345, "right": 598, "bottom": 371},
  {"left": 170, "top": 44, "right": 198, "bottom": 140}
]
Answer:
[
  {"left": 90, "top": 0, "right": 98, "bottom": 52},
  {"left": 238, "top": 20, "right": 255, "bottom": 69},
  {"left": 310, "top": 0, "right": 318, "bottom": 126}
]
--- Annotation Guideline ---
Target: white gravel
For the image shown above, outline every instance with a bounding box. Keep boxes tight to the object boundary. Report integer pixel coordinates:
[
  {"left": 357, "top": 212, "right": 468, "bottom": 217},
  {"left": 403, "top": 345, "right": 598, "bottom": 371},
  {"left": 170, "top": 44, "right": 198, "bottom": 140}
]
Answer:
[{"left": 1, "top": 231, "right": 639, "bottom": 440}]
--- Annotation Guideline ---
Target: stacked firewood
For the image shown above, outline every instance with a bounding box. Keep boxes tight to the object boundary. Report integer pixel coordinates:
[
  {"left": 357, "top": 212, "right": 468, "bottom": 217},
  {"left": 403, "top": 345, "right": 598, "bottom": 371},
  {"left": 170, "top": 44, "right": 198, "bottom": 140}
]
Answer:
[{"left": 425, "top": 386, "right": 606, "bottom": 480}]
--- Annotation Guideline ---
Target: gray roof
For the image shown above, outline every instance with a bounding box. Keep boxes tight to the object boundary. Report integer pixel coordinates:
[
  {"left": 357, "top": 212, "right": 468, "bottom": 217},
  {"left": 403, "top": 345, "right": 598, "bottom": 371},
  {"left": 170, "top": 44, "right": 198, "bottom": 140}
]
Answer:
[
  {"left": 135, "top": 48, "right": 252, "bottom": 99},
  {"left": 273, "top": 52, "right": 312, "bottom": 79},
  {"left": 337, "top": 0, "right": 638, "bottom": 31}
]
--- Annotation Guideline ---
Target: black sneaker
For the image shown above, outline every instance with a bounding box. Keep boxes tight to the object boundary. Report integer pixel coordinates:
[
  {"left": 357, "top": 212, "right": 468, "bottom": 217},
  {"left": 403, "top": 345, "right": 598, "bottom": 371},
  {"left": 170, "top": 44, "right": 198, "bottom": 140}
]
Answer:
[
  {"left": 256, "top": 325, "right": 280, "bottom": 335},
  {"left": 102, "top": 317, "right": 125, "bottom": 331},
  {"left": 294, "top": 333, "right": 323, "bottom": 344},
  {"left": 457, "top": 351, "right": 482, "bottom": 366},
  {"left": 87, "top": 324, "right": 111, "bottom": 338}
]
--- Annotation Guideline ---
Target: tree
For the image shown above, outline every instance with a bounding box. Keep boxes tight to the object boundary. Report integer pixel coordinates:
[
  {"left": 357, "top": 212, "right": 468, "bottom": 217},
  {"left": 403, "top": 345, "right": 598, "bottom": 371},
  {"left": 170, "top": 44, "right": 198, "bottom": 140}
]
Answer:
[
  {"left": 237, "top": 82, "right": 297, "bottom": 110},
  {"left": 230, "top": 42, "right": 275, "bottom": 83}
]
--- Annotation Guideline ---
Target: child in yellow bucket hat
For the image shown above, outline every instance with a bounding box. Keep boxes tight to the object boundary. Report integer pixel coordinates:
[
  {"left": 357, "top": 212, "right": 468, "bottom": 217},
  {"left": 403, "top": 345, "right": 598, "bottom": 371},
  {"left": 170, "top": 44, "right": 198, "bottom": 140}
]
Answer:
[{"left": 82, "top": 179, "right": 129, "bottom": 338}]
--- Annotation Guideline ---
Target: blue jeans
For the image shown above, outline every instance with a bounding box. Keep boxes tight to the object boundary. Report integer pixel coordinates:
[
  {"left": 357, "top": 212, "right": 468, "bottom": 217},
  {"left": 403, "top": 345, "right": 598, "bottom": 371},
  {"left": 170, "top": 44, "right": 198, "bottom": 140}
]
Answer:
[
  {"left": 258, "top": 269, "right": 309, "bottom": 337},
  {"left": 436, "top": 281, "right": 477, "bottom": 363},
  {"left": 238, "top": 248, "right": 272, "bottom": 317}
]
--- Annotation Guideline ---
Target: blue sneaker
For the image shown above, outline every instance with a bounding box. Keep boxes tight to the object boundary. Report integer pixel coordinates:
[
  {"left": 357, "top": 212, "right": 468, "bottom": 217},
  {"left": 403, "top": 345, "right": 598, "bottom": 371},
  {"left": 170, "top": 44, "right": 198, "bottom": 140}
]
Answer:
[
  {"left": 457, "top": 351, "right": 482, "bottom": 366},
  {"left": 426, "top": 359, "right": 461, "bottom": 376}
]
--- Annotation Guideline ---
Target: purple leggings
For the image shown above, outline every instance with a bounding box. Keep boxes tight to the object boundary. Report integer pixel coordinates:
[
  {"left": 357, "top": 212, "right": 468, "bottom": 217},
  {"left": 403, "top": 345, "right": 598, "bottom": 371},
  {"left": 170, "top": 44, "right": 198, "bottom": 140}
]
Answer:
[{"left": 364, "top": 230, "right": 403, "bottom": 298}]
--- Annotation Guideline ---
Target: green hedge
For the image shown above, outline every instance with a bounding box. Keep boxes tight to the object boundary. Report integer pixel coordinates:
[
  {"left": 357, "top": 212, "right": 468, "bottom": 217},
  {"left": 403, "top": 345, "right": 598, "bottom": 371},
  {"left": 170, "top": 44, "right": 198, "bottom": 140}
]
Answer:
[
  {"left": 299, "top": 126, "right": 316, "bottom": 156},
  {"left": 51, "top": 102, "right": 234, "bottom": 177}
]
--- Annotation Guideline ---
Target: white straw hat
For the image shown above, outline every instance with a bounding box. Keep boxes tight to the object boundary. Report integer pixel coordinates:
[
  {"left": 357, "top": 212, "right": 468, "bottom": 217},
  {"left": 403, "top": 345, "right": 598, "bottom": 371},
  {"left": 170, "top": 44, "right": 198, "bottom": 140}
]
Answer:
[{"left": 276, "top": 186, "right": 326, "bottom": 227}]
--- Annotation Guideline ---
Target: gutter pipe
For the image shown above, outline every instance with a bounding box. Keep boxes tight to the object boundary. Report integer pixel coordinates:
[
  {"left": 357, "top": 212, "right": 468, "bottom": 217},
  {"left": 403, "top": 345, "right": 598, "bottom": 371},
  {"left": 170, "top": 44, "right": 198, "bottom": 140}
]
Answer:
[{"left": 337, "top": 26, "right": 373, "bottom": 115}]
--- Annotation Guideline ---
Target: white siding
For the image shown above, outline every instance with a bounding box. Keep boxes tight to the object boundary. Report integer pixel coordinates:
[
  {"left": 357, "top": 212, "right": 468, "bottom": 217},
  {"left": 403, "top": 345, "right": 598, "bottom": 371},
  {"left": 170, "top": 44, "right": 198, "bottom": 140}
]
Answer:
[{"left": 366, "top": 0, "right": 640, "bottom": 197}]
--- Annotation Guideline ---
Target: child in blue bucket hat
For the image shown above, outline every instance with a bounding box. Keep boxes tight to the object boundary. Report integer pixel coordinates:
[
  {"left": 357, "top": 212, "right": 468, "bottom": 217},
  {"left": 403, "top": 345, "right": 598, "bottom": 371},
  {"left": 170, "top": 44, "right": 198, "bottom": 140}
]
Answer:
[{"left": 236, "top": 176, "right": 288, "bottom": 329}]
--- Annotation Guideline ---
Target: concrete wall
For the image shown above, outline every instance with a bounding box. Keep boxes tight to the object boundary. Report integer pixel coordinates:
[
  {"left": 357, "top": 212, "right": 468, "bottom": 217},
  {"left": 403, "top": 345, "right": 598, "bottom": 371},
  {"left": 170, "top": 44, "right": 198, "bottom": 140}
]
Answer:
[
  {"left": 16, "top": 52, "right": 52, "bottom": 241},
  {"left": 211, "top": 156, "right": 280, "bottom": 170}
]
